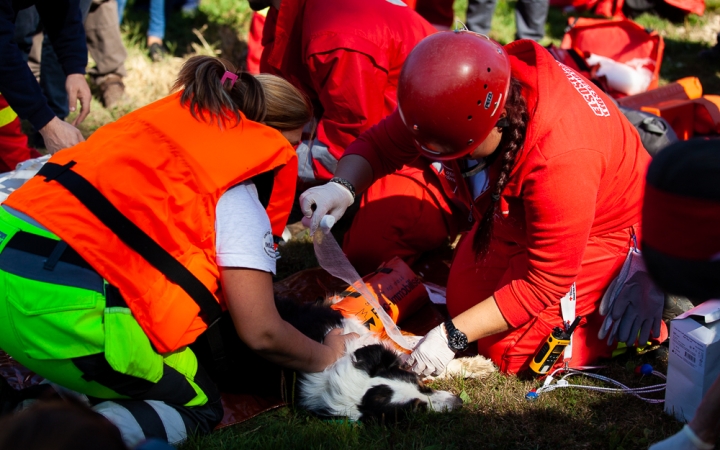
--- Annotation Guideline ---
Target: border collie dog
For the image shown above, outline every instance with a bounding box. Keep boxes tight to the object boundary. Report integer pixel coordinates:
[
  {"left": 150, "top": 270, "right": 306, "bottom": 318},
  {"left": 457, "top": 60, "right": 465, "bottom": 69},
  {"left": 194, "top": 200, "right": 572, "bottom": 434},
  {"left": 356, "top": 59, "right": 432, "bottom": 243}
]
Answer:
[{"left": 275, "top": 299, "right": 467, "bottom": 422}]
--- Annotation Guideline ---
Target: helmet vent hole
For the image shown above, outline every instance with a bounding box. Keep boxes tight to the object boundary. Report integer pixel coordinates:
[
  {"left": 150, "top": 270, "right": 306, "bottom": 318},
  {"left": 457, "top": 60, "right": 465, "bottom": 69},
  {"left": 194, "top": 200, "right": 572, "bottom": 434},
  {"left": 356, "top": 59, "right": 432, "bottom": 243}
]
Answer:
[
  {"left": 484, "top": 84, "right": 488, "bottom": 89},
  {"left": 487, "top": 67, "right": 491, "bottom": 72},
  {"left": 467, "top": 115, "right": 472, "bottom": 121}
]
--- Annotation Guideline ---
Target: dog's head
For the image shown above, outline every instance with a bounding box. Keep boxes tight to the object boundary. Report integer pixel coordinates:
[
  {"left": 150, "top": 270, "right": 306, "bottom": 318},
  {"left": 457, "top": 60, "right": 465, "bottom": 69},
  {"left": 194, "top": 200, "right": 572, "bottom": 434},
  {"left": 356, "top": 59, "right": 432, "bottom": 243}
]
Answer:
[{"left": 299, "top": 337, "right": 462, "bottom": 422}]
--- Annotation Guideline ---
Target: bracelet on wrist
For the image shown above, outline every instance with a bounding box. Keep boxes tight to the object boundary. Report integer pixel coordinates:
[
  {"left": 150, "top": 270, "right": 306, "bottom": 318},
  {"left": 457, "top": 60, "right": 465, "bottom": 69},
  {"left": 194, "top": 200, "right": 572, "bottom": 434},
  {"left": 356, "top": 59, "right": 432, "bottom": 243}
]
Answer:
[{"left": 329, "top": 177, "right": 356, "bottom": 200}]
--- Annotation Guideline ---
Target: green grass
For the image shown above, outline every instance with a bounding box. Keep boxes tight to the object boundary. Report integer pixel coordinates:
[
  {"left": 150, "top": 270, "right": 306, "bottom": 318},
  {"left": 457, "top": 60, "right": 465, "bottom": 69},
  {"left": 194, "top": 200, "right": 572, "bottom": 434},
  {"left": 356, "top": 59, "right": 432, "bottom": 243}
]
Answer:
[{"left": 181, "top": 348, "right": 680, "bottom": 449}]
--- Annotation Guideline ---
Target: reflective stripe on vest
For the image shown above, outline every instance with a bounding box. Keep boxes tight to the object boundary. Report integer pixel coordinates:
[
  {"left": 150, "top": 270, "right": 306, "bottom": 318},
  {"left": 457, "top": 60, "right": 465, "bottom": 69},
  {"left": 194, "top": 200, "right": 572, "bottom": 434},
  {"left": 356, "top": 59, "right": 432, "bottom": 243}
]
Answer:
[{"left": 0, "top": 105, "right": 18, "bottom": 128}]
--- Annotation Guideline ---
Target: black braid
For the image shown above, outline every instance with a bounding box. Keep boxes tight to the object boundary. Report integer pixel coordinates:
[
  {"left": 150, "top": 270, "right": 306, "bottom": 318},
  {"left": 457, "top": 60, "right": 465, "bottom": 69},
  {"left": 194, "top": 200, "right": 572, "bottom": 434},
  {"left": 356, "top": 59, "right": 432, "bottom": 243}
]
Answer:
[{"left": 472, "top": 77, "right": 528, "bottom": 257}]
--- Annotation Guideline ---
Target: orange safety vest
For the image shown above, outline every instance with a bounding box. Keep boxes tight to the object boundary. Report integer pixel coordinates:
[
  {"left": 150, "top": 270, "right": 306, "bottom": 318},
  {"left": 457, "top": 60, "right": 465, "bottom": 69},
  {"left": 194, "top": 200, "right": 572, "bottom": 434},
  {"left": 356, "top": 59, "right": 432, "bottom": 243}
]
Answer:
[{"left": 5, "top": 91, "right": 298, "bottom": 353}]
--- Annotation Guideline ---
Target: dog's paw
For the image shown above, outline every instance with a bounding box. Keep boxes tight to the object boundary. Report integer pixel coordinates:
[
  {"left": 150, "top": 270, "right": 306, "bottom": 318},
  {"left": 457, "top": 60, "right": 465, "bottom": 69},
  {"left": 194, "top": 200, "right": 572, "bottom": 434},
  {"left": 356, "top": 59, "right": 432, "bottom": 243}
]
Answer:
[{"left": 430, "top": 355, "right": 496, "bottom": 380}]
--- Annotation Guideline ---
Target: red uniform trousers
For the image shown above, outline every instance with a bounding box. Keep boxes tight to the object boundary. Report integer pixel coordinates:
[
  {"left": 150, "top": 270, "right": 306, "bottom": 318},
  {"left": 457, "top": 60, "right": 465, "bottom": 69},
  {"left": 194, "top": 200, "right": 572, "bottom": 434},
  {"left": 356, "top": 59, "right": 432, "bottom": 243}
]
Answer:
[
  {"left": 0, "top": 94, "right": 39, "bottom": 173},
  {"left": 343, "top": 162, "right": 459, "bottom": 276},
  {"left": 246, "top": 11, "right": 267, "bottom": 75},
  {"left": 447, "top": 223, "right": 640, "bottom": 374}
]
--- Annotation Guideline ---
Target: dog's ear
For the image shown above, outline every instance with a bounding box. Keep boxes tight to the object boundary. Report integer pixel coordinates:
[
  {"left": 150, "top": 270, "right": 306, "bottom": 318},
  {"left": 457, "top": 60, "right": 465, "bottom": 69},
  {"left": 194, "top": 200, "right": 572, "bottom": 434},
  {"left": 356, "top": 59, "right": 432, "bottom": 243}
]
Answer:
[
  {"left": 352, "top": 345, "right": 402, "bottom": 377},
  {"left": 274, "top": 296, "right": 343, "bottom": 342},
  {"left": 358, "top": 384, "right": 428, "bottom": 423}
]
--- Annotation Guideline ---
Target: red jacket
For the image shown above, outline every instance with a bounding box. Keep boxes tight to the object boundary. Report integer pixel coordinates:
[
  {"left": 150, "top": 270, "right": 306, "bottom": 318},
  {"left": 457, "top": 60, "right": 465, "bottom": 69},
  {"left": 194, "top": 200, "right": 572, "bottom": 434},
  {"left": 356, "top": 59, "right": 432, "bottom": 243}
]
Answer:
[
  {"left": 345, "top": 40, "right": 650, "bottom": 328},
  {"left": 6, "top": 92, "right": 298, "bottom": 353},
  {"left": 260, "top": 0, "right": 435, "bottom": 181}
]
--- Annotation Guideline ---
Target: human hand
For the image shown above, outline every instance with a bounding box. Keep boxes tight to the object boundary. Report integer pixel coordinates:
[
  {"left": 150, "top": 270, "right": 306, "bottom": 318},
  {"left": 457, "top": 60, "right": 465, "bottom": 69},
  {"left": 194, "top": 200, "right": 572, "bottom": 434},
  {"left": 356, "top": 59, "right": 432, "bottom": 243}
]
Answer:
[
  {"left": 404, "top": 324, "right": 456, "bottom": 377},
  {"left": 322, "top": 328, "right": 359, "bottom": 362},
  {"left": 66, "top": 73, "right": 91, "bottom": 126},
  {"left": 39, "top": 116, "right": 85, "bottom": 154},
  {"left": 649, "top": 425, "right": 714, "bottom": 450},
  {"left": 598, "top": 249, "right": 664, "bottom": 346},
  {"left": 299, "top": 182, "right": 354, "bottom": 233}
]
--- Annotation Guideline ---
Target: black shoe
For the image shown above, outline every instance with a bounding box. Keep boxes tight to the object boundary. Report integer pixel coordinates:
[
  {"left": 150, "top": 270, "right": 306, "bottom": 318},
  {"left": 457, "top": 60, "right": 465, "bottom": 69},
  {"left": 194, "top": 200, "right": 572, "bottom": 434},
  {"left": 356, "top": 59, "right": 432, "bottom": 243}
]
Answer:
[{"left": 148, "top": 43, "right": 168, "bottom": 62}]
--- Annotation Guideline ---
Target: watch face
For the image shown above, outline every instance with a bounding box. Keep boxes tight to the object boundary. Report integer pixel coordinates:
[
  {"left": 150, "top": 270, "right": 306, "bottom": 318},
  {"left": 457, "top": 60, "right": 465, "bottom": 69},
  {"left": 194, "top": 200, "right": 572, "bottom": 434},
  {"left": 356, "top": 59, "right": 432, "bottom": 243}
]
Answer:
[{"left": 448, "top": 330, "right": 468, "bottom": 351}]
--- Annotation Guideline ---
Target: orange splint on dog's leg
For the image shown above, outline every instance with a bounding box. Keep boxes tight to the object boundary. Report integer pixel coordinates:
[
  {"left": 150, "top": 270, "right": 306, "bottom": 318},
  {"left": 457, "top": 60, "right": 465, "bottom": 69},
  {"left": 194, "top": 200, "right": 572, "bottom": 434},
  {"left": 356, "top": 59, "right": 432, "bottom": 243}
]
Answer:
[{"left": 329, "top": 257, "right": 430, "bottom": 352}]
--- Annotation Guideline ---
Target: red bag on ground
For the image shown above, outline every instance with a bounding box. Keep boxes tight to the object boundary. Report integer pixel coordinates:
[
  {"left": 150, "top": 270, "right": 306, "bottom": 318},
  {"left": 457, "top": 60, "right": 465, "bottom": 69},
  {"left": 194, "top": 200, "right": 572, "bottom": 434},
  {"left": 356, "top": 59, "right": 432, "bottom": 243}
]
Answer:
[{"left": 560, "top": 18, "right": 664, "bottom": 98}]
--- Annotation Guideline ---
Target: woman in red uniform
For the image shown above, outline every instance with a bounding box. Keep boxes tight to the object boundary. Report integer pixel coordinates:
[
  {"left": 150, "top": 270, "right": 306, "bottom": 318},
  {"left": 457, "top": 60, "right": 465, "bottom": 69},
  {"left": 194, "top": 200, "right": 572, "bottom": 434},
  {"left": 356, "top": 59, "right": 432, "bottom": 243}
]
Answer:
[{"left": 300, "top": 31, "right": 664, "bottom": 375}]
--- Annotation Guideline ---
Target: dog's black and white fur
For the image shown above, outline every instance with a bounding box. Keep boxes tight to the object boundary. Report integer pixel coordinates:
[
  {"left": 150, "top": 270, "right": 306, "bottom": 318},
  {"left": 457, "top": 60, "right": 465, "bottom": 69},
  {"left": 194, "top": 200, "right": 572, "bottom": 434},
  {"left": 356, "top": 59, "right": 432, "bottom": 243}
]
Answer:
[{"left": 275, "top": 299, "right": 476, "bottom": 422}]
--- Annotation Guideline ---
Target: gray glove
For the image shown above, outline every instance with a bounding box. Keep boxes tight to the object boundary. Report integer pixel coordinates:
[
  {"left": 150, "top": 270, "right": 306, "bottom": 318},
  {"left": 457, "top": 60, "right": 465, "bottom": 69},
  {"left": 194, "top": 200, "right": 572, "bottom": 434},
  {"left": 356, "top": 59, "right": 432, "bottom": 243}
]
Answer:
[{"left": 598, "top": 249, "right": 664, "bottom": 346}]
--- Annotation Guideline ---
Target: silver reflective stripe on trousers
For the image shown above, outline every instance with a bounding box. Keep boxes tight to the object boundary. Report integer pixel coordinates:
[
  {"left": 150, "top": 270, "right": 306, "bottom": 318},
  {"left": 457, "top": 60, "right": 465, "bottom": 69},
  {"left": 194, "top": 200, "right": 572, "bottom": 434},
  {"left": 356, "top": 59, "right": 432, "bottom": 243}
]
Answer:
[{"left": 94, "top": 400, "right": 188, "bottom": 447}]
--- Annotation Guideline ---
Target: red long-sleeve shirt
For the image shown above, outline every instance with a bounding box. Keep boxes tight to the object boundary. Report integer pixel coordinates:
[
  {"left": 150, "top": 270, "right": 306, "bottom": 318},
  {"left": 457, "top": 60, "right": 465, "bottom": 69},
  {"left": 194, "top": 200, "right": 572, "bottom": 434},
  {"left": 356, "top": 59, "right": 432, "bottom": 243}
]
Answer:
[
  {"left": 260, "top": 0, "right": 435, "bottom": 181},
  {"left": 345, "top": 40, "right": 650, "bottom": 327}
]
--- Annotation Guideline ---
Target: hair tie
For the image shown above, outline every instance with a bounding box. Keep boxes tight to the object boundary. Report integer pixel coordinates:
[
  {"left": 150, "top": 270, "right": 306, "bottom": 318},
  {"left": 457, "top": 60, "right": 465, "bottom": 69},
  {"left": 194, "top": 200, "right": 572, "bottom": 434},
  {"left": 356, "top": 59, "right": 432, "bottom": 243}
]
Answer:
[
  {"left": 220, "top": 71, "right": 238, "bottom": 88},
  {"left": 491, "top": 193, "right": 500, "bottom": 202}
]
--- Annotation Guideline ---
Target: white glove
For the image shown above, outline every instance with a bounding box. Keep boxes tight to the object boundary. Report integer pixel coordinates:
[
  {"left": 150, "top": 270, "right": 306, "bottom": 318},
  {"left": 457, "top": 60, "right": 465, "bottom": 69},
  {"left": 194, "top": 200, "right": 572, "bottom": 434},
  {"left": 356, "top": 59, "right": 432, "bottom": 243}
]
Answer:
[
  {"left": 598, "top": 248, "right": 664, "bottom": 346},
  {"left": 649, "top": 425, "right": 714, "bottom": 450},
  {"left": 299, "top": 182, "right": 354, "bottom": 234},
  {"left": 404, "top": 324, "right": 456, "bottom": 377}
]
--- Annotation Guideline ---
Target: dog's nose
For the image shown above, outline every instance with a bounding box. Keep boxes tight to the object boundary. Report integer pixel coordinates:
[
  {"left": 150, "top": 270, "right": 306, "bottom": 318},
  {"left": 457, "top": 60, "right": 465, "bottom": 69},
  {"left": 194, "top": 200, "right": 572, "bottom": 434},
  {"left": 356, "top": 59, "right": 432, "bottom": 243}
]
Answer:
[{"left": 451, "top": 395, "right": 463, "bottom": 408}]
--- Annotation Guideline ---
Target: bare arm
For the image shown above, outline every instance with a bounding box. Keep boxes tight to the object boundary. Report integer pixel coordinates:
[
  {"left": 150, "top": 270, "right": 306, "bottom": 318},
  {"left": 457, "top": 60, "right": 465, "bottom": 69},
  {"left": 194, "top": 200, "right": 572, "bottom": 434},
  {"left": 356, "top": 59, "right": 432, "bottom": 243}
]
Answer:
[
  {"left": 334, "top": 155, "right": 375, "bottom": 196},
  {"left": 452, "top": 295, "right": 510, "bottom": 342},
  {"left": 221, "top": 267, "right": 356, "bottom": 372}
]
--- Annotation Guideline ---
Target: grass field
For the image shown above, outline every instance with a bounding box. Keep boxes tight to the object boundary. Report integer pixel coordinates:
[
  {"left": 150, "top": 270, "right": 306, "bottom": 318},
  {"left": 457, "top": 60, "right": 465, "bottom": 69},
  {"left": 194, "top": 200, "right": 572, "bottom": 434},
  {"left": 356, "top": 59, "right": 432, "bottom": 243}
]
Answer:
[{"left": 70, "top": 1, "right": 720, "bottom": 448}]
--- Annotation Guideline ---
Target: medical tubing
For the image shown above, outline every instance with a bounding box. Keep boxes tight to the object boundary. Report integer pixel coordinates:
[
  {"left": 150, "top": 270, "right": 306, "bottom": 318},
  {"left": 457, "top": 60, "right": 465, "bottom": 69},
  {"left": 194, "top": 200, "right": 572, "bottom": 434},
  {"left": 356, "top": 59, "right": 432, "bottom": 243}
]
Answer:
[
  {"left": 312, "top": 226, "right": 412, "bottom": 350},
  {"left": 535, "top": 367, "right": 666, "bottom": 403}
]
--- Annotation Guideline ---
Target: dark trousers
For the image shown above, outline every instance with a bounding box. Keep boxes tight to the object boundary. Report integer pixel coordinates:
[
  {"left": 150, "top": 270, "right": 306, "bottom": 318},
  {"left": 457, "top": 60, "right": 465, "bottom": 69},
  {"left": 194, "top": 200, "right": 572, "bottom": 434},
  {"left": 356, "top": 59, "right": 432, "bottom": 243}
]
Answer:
[
  {"left": 12, "top": 0, "right": 93, "bottom": 120},
  {"left": 465, "top": 0, "right": 549, "bottom": 41}
]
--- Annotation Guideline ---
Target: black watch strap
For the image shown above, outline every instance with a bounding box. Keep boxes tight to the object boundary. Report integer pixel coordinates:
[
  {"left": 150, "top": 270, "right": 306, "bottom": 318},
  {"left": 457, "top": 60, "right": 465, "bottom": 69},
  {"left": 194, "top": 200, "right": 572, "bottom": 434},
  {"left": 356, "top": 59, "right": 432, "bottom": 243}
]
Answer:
[{"left": 444, "top": 319, "right": 468, "bottom": 352}]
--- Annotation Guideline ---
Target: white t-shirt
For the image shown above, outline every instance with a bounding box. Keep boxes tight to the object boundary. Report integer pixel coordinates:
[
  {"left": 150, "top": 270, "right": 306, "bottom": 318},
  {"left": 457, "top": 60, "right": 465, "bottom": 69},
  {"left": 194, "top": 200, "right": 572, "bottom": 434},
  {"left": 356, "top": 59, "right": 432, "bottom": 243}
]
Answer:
[{"left": 215, "top": 181, "right": 277, "bottom": 274}]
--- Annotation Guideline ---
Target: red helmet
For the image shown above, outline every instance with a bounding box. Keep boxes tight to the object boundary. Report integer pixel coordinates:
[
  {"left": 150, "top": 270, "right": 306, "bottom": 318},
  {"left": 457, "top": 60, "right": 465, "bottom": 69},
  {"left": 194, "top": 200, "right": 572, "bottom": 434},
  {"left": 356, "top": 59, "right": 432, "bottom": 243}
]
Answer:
[{"left": 397, "top": 31, "right": 511, "bottom": 160}]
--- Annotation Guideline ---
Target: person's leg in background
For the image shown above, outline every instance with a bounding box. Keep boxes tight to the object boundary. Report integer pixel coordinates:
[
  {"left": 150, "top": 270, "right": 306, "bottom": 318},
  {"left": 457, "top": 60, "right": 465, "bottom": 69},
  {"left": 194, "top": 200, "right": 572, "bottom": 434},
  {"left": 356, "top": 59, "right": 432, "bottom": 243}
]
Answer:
[
  {"left": 514, "top": 0, "right": 549, "bottom": 41},
  {"left": 117, "top": 0, "right": 127, "bottom": 22},
  {"left": 38, "top": 36, "right": 70, "bottom": 120},
  {"left": 12, "top": 0, "right": 92, "bottom": 148},
  {"left": 465, "top": 0, "right": 497, "bottom": 35},
  {"left": 147, "top": 0, "right": 168, "bottom": 61},
  {"left": 85, "top": 0, "right": 128, "bottom": 108}
]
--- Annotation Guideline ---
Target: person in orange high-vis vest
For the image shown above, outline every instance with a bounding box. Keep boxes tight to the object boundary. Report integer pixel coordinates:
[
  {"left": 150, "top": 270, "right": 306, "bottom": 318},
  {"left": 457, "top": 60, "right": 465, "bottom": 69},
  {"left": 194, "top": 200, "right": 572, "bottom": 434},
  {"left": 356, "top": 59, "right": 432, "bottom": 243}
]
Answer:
[
  {"left": 0, "top": 93, "right": 41, "bottom": 172},
  {"left": 0, "top": 56, "right": 356, "bottom": 447}
]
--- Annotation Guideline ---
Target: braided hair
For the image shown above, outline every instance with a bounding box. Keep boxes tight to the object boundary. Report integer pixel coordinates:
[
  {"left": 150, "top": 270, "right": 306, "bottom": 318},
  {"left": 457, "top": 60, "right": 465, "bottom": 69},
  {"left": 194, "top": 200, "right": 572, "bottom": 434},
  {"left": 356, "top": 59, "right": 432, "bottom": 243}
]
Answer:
[{"left": 472, "top": 77, "right": 529, "bottom": 257}]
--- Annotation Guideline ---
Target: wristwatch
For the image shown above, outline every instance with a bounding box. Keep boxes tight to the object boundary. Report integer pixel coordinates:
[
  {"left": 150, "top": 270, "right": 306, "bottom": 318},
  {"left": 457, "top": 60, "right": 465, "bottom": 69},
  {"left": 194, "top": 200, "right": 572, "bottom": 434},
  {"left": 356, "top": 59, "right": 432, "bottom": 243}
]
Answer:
[{"left": 443, "top": 319, "right": 468, "bottom": 352}]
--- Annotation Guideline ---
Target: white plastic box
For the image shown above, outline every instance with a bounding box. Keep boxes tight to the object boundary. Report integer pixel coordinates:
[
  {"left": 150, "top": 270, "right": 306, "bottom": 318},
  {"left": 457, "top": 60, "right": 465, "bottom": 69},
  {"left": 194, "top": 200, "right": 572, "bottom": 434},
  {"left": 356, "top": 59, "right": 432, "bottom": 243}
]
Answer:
[{"left": 664, "top": 299, "right": 720, "bottom": 422}]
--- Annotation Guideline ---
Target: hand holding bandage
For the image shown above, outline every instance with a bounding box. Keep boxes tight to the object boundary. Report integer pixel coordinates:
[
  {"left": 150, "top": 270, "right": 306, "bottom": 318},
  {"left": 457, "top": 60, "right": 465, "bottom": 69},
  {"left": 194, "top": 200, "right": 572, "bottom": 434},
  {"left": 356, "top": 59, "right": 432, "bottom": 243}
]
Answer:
[
  {"left": 598, "top": 249, "right": 664, "bottom": 346},
  {"left": 299, "top": 181, "right": 354, "bottom": 233}
]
